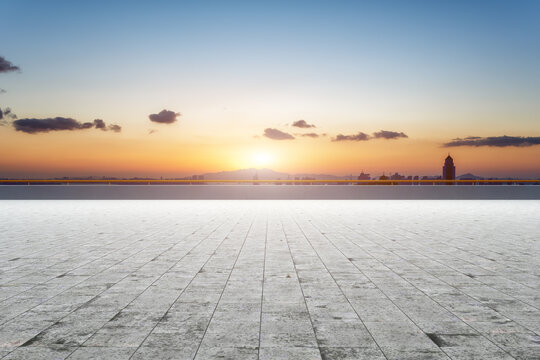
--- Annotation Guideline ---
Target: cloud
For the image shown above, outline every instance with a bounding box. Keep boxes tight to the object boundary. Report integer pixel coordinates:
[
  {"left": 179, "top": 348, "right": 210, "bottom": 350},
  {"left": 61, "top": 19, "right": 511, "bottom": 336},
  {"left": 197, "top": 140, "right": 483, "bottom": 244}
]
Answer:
[
  {"left": 292, "top": 120, "right": 316, "bottom": 128},
  {"left": 299, "top": 133, "right": 320, "bottom": 138},
  {"left": 332, "top": 132, "right": 370, "bottom": 142},
  {"left": 107, "top": 124, "right": 122, "bottom": 133},
  {"left": 0, "top": 56, "right": 20, "bottom": 73},
  {"left": 91, "top": 119, "right": 121, "bottom": 132},
  {"left": 443, "top": 135, "right": 540, "bottom": 147},
  {"left": 149, "top": 109, "right": 180, "bottom": 124},
  {"left": 372, "top": 130, "right": 408, "bottom": 139},
  {"left": 13, "top": 117, "right": 87, "bottom": 133},
  {"left": 12, "top": 117, "right": 121, "bottom": 134},
  {"left": 0, "top": 107, "right": 17, "bottom": 121},
  {"left": 332, "top": 130, "right": 408, "bottom": 142},
  {"left": 0, "top": 107, "right": 17, "bottom": 126},
  {"left": 0, "top": 89, "right": 6, "bottom": 94},
  {"left": 450, "top": 136, "right": 482, "bottom": 141},
  {"left": 93, "top": 119, "right": 106, "bottom": 129},
  {"left": 263, "top": 128, "right": 295, "bottom": 140}
]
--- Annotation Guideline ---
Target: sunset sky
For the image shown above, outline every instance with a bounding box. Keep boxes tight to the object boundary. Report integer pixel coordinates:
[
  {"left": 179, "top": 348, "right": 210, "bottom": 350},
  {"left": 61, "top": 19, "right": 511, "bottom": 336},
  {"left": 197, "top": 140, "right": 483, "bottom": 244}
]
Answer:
[{"left": 1, "top": 0, "right": 540, "bottom": 178}]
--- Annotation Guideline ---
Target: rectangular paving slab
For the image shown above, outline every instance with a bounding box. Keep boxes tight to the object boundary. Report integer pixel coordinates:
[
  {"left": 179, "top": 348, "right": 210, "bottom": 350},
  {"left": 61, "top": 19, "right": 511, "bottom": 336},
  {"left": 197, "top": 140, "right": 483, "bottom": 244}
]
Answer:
[{"left": 0, "top": 200, "right": 539, "bottom": 359}]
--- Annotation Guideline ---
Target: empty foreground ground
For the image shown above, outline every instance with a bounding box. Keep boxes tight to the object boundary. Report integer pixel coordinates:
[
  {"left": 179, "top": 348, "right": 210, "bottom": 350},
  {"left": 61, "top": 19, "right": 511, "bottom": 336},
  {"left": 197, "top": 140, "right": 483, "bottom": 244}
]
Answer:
[{"left": 0, "top": 200, "right": 539, "bottom": 360}]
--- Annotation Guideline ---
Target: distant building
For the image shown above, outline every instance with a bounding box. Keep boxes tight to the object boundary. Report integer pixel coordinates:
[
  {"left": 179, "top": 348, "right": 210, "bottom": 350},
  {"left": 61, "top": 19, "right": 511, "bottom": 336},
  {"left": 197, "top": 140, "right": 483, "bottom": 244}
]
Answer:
[
  {"left": 191, "top": 174, "right": 204, "bottom": 183},
  {"left": 253, "top": 172, "right": 259, "bottom": 185},
  {"left": 357, "top": 171, "right": 370, "bottom": 185},
  {"left": 389, "top": 172, "right": 405, "bottom": 185},
  {"left": 378, "top": 173, "right": 391, "bottom": 185},
  {"left": 442, "top": 155, "right": 456, "bottom": 183},
  {"left": 286, "top": 176, "right": 292, "bottom": 185},
  {"left": 357, "top": 172, "right": 370, "bottom": 180},
  {"left": 422, "top": 175, "right": 442, "bottom": 185}
]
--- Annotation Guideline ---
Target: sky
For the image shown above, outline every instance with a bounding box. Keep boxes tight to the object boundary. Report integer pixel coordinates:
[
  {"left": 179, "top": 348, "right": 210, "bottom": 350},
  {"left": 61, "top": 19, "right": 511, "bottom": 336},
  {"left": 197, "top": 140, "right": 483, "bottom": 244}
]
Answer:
[{"left": 1, "top": 0, "right": 540, "bottom": 178}]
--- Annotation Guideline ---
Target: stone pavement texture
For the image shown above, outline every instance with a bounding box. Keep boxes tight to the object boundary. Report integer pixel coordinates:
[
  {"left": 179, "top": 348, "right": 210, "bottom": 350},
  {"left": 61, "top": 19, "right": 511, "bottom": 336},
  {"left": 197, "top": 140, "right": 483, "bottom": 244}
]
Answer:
[{"left": 0, "top": 200, "right": 538, "bottom": 360}]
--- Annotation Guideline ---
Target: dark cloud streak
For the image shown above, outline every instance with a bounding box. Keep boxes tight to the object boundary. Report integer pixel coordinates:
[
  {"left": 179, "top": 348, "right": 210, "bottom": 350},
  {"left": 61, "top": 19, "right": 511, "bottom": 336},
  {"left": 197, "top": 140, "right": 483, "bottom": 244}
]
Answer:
[
  {"left": 332, "top": 132, "right": 370, "bottom": 142},
  {"left": 372, "top": 130, "right": 408, "bottom": 139},
  {"left": 443, "top": 136, "right": 540, "bottom": 147},
  {"left": 12, "top": 117, "right": 121, "bottom": 134},
  {"left": 299, "top": 133, "right": 320, "bottom": 138},
  {"left": 332, "top": 130, "right": 408, "bottom": 142},
  {"left": 13, "top": 117, "right": 87, "bottom": 133}
]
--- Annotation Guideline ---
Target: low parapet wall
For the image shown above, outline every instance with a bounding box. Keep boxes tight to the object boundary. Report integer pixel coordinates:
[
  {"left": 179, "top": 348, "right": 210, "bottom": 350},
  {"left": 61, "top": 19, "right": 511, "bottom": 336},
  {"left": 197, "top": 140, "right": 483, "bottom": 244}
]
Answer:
[{"left": 1, "top": 185, "right": 540, "bottom": 199}]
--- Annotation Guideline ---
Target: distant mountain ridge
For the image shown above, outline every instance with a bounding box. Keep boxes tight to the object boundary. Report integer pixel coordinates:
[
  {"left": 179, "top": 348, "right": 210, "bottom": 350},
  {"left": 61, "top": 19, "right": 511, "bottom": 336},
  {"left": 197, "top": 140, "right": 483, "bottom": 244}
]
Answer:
[
  {"left": 198, "top": 168, "right": 355, "bottom": 180},
  {"left": 457, "top": 173, "right": 484, "bottom": 180}
]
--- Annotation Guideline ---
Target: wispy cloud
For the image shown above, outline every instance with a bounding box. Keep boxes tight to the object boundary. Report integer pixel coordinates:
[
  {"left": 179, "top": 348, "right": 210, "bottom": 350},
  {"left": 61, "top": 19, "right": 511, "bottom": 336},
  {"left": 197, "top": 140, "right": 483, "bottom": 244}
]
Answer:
[
  {"left": 443, "top": 135, "right": 540, "bottom": 147},
  {"left": 107, "top": 124, "right": 122, "bottom": 133},
  {"left": 332, "top": 130, "right": 408, "bottom": 142},
  {"left": 0, "top": 56, "right": 20, "bottom": 73},
  {"left": 149, "top": 109, "right": 181, "bottom": 124},
  {"left": 263, "top": 128, "right": 295, "bottom": 140},
  {"left": 12, "top": 117, "right": 121, "bottom": 134},
  {"left": 332, "top": 132, "right": 370, "bottom": 142},
  {"left": 0, "top": 107, "right": 17, "bottom": 123},
  {"left": 298, "top": 133, "right": 320, "bottom": 138},
  {"left": 372, "top": 130, "right": 408, "bottom": 139},
  {"left": 91, "top": 119, "right": 121, "bottom": 132},
  {"left": 292, "top": 120, "right": 316, "bottom": 128}
]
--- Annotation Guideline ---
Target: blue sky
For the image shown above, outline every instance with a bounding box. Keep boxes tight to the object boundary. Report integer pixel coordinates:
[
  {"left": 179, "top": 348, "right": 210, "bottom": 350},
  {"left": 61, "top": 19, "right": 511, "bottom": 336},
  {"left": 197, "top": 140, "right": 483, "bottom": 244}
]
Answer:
[
  {"left": 3, "top": 1, "right": 539, "bottom": 110},
  {"left": 3, "top": 1, "right": 539, "bottom": 120}
]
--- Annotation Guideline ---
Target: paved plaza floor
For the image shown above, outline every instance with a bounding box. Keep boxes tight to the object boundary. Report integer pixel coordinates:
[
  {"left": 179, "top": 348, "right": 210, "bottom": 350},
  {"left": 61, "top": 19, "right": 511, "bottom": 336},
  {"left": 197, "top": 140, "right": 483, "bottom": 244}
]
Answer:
[{"left": 0, "top": 200, "right": 539, "bottom": 359}]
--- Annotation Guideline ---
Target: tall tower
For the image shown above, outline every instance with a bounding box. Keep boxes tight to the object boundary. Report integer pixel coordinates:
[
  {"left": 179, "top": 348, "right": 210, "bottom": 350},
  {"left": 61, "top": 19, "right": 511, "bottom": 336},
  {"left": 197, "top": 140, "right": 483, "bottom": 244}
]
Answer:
[
  {"left": 442, "top": 155, "right": 456, "bottom": 181},
  {"left": 253, "top": 171, "right": 259, "bottom": 185}
]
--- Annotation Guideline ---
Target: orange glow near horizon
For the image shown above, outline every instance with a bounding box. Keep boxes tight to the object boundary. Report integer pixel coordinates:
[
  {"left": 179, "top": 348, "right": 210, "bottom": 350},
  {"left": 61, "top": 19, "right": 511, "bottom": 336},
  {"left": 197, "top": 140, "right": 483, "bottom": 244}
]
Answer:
[{"left": 1, "top": 128, "right": 540, "bottom": 178}]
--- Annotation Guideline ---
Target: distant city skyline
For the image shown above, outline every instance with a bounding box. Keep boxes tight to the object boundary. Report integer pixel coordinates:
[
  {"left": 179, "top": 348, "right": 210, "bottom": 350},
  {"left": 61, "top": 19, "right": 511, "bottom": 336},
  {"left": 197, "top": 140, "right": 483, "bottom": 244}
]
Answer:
[
  {"left": 2, "top": 155, "right": 539, "bottom": 181},
  {"left": 1, "top": 1, "right": 540, "bottom": 178}
]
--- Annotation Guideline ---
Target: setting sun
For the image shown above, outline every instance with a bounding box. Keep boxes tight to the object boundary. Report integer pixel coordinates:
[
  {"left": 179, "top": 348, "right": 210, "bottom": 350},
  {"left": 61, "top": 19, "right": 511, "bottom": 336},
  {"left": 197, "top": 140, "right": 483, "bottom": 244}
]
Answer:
[{"left": 251, "top": 151, "right": 274, "bottom": 167}]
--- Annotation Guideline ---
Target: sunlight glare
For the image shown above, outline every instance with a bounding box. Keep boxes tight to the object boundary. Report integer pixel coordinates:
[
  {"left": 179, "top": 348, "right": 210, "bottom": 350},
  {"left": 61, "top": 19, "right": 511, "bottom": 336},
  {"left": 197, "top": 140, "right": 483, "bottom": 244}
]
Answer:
[{"left": 251, "top": 151, "right": 274, "bottom": 167}]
